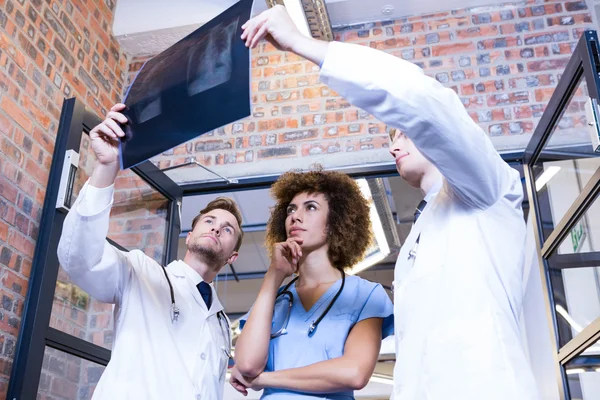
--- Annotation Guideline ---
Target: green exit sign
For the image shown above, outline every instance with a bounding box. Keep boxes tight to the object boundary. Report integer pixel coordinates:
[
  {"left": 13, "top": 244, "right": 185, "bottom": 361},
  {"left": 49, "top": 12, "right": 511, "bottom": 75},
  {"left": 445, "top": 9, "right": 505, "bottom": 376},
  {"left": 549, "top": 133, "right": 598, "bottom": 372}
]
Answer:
[{"left": 571, "top": 222, "right": 586, "bottom": 253}]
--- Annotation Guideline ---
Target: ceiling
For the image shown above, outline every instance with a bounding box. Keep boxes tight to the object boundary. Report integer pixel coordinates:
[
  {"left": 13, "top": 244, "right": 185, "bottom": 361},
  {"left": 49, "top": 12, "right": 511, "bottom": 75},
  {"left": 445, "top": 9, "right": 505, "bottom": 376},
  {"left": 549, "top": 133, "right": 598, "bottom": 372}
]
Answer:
[{"left": 113, "top": 0, "right": 516, "bottom": 55}]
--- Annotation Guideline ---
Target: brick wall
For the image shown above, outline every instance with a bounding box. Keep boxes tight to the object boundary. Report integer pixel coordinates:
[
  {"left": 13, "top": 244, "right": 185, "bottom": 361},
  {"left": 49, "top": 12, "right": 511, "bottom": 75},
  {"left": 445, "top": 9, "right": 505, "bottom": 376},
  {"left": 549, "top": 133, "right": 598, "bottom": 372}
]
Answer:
[
  {"left": 126, "top": 0, "right": 596, "bottom": 180},
  {"left": 0, "top": 0, "right": 128, "bottom": 396}
]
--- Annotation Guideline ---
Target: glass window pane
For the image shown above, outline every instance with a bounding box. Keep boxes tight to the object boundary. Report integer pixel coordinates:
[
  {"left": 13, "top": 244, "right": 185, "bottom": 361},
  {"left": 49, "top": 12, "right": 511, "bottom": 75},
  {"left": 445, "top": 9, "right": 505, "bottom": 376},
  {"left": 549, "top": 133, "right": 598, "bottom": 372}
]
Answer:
[
  {"left": 49, "top": 265, "right": 114, "bottom": 350},
  {"left": 37, "top": 346, "right": 105, "bottom": 400},
  {"left": 565, "top": 343, "right": 600, "bottom": 400},
  {"left": 551, "top": 193, "right": 600, "bottom": 347},
  {"left": 555, "top": 189, "right": 600, "bottom": 256},
  {"left": 532, "top": 76, "right": 600, "bottom": 241},
  {"left": 109, "top": 169, "right": 169, "bottom": 263}
]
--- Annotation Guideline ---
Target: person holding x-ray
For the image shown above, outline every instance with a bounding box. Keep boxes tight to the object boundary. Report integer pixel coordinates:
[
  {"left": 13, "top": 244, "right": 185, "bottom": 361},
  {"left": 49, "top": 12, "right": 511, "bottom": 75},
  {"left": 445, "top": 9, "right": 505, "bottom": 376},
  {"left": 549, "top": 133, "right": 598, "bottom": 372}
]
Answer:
[
  {"left": 241, "top": 6, "right": 540, "bottom": 400},
  {"left": 57, "top": 103, "right": 242, "bottom": 399}
]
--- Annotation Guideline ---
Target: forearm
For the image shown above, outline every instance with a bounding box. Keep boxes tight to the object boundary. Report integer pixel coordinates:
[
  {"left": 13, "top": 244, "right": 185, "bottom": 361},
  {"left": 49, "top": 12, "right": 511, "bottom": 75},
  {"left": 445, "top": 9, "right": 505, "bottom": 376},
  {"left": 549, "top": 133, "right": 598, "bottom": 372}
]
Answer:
[
  {"left": 289, "top": 35, "right": 329, "bottom": 67},
  {"left": 90, "top": 161, "right": 120, "bottom": 188},
  {"left": 256, "top": 356, "right": 369, "bottom": 393},
  {"left": 235, "top": 270, "right": 283, "bottom": 377}
]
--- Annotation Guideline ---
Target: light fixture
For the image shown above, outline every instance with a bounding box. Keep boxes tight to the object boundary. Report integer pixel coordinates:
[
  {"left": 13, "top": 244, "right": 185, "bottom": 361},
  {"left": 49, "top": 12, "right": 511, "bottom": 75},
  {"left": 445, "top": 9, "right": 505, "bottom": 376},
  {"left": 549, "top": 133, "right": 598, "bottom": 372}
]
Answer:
[
  {"left": 535, "top": 166, "right": 561, "bottom": 191},
  {"left": 566, "top": 368, "right": 585, "bottom": 375},
  {"left": 369, "top": 375, "right": 394, "bottom": 385},
  {"left": 348, "top": 179, "right": 391, "bottom": 275},
  {"left": 555, "top": 304, "right": 583, "bottom": 333}
]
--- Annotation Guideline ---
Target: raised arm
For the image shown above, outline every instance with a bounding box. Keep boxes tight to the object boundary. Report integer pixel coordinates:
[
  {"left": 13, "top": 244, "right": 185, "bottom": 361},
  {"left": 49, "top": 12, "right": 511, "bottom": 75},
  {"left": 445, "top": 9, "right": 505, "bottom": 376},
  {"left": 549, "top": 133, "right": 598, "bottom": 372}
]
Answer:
[
  {"left": 231, "top": 318, "right": 383, "bottom": 394},
  {"left": 234, "top": 238, "right": 303, "bottom": 378},
  {"left": 243, "top": 5, "right": 515, "bottom": 209},
  {"left": 57, "top": 104, "right": 133, "bottom": 303}
]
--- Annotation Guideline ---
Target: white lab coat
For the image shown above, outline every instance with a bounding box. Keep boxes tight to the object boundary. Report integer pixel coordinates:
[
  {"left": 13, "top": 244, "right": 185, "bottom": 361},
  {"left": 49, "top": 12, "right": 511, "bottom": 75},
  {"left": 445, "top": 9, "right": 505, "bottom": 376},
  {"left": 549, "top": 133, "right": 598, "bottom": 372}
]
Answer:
[
  {"left": 57, "top": 182, "right": 230, "bottom": 400},
  {"left": 320, "top": 42, "right": 540, "bottom": 399}
]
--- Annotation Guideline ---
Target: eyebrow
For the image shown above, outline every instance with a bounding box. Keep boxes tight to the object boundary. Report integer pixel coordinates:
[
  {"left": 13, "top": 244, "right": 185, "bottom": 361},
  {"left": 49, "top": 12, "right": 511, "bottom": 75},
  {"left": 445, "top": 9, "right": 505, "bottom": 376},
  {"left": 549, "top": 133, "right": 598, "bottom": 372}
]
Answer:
[
  {"left": 203, "top": 214, "right": 237, "bottom": 233},
  {"left": 288, "top": 200, "right": 320, "bottom": 208},
  {"left": 388, "top": 128, "right": 397, "bottom": 141}
]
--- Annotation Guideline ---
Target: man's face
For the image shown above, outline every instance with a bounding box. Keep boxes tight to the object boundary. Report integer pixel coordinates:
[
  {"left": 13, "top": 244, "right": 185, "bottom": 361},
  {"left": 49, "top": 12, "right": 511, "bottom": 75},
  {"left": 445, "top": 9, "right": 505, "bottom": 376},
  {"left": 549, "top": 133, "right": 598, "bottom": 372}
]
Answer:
[
  {"left": 388, "top": 130, "right": 432, "bottom": 188},
  {"left": 186, "top": 209, "right": 240, "bottom": 268}
]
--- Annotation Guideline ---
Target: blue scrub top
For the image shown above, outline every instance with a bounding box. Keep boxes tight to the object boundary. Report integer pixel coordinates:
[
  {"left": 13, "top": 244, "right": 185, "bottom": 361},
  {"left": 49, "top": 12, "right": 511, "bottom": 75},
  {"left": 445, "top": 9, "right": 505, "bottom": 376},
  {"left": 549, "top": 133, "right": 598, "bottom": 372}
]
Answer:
[{"left": 240, "top": 275, "right": 394, "bottom": 399}]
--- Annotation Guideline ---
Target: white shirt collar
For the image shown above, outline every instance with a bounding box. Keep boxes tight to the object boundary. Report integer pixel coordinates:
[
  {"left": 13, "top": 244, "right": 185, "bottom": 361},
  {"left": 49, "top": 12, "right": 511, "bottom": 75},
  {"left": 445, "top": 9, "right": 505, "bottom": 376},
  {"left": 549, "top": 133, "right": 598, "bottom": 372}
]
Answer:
[{"left": 424, "top": 178, "right": 443, "bottom": 203}]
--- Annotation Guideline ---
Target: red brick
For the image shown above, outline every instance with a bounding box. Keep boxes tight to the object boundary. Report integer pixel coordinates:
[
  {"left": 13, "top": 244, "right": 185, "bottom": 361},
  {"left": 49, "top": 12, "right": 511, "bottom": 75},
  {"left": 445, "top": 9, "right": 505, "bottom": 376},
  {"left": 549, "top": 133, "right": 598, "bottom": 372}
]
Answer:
[
  {"left": 369, "top": 37, "right": 412, "bottom": 50},
  {"left": 414, "top": 31, "right": 453, "bottom": 46},
  {"left": 21, "top": 257, "right": 32, "bottom": 278},
  {"left": 461, "top": 84, "right": 475, "bottom": 95},
  {"left": 513, "top": 105, "right": 533, "bottom": 119},
  {"left": 8, "top": 230, "right": 35, "bottom": 258},
  {"left": 25, "top": 157, "right": 48, "bottom": 185},
  {"left": 527, "top": 58, "right": 570, "bottom": 72},
  {"left": 535, "top": 88, "right": 556, "bottom": 102},
  {"left": 0, "top": 176, "right": 18, "bottom": 205},
  {"left": 2, "top": 160, "right": 19, "bottom": 183},
  {"left": 547, "top": 13, "right": 591, "bottom": 26},
  {"left": 428, "top": 16, "right": 470, "bottom": 30},
  {"left": 32, "top": 125, "right": 54, "bottom": 154},
  {"left": 432, "top": 42, "right": 475, "bottom": 56},
  {"left": 2, "top": 270, "right": 27, "bottom": 296},
  {"left": 0, "top": 112, "right": 14, "bottom": 136},
  {"left": 0, "top": 221, "right": 8, "bottom": 242},
  {"left": 1, "top": 96, "right": 33, "bottom": 132},
  {"left": 1, "top": 138, "right": 24, "bottom": 165},
  {"left": 478, "top": 36, "right": 521, "bottom": 50}
]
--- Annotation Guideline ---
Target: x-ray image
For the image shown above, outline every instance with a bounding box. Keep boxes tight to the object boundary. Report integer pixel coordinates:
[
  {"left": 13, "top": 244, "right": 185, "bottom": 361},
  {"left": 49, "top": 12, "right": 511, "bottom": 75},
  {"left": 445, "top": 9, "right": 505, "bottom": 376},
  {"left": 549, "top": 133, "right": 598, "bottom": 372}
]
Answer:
[
  {"left": 119, "top": 0, "right": 252, "bottom": 170},
  {"left": 133, "top": 57, "right": 169, "bottom": 123},
  {"left": 187, "top": 18, "right": 239, "bottom": 96}
]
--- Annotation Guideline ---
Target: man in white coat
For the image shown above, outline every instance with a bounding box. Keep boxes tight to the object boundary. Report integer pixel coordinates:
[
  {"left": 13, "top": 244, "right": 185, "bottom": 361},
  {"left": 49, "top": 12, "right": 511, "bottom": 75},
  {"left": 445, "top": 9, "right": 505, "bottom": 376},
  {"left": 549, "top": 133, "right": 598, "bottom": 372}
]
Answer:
[
  {"left": 241, "top": 6, "right": 540, "bottom": 399},
  {"left": 57, "top": 104, "right": 242, "bottom": 399}
]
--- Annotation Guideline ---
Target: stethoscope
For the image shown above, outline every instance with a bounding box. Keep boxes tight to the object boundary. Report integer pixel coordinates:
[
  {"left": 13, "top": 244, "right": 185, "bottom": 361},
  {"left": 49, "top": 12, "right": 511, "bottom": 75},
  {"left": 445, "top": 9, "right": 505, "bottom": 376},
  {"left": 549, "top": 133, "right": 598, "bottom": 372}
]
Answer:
[
  {"left": 160, "top": 265, "right": 232, "bottom": 359},
  {"left": 272, "top": 272, "right": 345, "bottom": 338}
]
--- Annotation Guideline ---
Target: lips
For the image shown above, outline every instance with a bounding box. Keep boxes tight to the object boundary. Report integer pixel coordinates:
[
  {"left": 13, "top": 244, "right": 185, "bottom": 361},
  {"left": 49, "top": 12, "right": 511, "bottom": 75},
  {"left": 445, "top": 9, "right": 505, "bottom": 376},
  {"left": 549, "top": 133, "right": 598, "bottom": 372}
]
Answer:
[
  {"left": 289, "top": 227, "right": 305, "bottom": 235},
  {"left": 395, "top": 152, "right": 409, "bottom": 165},
  {"left": 201, "top": 234, "right": 218, "bottom": 244}
]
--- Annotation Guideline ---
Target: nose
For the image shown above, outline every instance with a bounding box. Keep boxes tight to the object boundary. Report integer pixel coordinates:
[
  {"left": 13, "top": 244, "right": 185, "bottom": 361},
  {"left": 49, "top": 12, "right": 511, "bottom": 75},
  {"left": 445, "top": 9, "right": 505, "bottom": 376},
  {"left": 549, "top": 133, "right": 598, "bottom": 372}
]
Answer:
[
  {"left": 389, "top": 144, "right": 401, "bottom": 158},
  {"left": 291, "top": 210, "right": 303, "bottom": 223},
  {"left": 211, "top": 227, "right": 220, "bottom": 236}
]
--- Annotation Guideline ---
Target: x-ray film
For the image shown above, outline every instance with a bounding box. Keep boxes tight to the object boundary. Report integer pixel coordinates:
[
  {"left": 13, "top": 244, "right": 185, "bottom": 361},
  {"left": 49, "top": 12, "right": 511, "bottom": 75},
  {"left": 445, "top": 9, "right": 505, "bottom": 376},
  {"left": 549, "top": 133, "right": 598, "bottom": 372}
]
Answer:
[{"left": 119, "top": 0, "right": 252, "bottom": 169}]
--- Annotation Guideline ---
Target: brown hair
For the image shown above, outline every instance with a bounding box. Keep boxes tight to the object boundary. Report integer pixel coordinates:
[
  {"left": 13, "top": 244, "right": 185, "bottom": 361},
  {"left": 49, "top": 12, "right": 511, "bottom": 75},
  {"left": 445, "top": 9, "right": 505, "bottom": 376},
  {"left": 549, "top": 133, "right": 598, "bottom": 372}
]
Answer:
[
  {"left": 266, "top": 168, "right": 372, "bottom": 271},
  {"left": 191, "top": 197, "right": 244, "bottom": 251}
]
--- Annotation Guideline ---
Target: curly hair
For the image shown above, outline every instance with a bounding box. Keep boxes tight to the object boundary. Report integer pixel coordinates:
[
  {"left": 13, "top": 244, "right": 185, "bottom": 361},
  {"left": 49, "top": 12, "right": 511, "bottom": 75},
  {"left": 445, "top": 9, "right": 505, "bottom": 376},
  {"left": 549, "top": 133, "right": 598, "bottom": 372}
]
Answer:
[{"left": 265, "top": 168, "right": 373, "bottom": 271}]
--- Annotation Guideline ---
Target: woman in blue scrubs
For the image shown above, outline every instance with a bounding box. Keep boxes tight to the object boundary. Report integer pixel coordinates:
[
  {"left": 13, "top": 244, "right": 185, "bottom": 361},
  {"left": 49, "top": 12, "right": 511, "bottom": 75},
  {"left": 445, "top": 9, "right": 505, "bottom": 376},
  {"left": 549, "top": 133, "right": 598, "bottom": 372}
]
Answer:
[{"left": 231, "top": 169, "right": 394, "bottom": 399}]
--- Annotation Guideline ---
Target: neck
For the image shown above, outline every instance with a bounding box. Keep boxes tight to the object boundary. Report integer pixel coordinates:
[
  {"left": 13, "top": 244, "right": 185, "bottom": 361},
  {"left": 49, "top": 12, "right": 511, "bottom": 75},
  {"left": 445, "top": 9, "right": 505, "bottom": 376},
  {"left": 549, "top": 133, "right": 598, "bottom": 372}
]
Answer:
[
  {"left": 419, "top": 168, "right": 442, "bottom": 197},
  {"left": 296, "top": 246, "right": 341, "bottom": 287},
  {"left": 183, "top": 251, "right": 219, "bottom": 283}
]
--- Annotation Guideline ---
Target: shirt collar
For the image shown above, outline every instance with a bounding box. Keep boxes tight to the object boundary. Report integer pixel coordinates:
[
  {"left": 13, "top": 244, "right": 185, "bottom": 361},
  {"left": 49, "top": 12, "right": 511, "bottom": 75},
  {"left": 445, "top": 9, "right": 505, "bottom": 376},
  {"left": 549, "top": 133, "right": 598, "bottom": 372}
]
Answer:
[
  {"left": 424, "top": 178, "right": 443, "bottom": 203},
  {"left": 168, "top": 260, "right": 207, "bottom": 286}
]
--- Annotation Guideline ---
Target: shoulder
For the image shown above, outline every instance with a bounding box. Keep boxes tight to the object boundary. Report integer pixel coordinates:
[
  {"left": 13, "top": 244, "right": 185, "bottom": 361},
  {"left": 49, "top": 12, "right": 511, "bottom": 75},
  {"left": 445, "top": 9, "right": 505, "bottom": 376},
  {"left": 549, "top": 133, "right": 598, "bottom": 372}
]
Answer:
[
  {"left": 125, "top": 249, "right": 163, "bottom": 276},
  {"left": 344, "top": 275, "right": 380, "bottom": 293},
  {"left": 342, "top": 275, "right": 385, "bottom": 305}
]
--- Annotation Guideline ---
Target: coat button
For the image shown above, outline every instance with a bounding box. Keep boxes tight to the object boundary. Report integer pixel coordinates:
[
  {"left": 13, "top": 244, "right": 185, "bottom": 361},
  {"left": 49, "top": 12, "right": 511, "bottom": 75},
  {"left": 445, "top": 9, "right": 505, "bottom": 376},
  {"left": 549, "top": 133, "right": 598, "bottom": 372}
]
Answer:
[{"left": 200, "top": 353, "right": 207, "bottom": 360}]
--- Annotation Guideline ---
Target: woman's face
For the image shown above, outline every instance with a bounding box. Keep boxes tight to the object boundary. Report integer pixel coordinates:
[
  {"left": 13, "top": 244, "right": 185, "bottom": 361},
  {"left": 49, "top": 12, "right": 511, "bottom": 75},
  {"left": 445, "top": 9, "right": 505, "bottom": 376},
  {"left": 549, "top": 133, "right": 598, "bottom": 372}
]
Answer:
[{"left": 284, "top": 192, "right": 329, "bottom": 251}]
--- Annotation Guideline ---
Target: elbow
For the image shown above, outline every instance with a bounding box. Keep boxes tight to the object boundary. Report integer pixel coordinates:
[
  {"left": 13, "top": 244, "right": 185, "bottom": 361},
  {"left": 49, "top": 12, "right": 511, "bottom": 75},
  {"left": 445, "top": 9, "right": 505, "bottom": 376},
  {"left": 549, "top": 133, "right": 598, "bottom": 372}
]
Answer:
[
  {"left": 234, "top": 359, "right": 264, "bottom": 380},
  {"left": 346, "top": 366, "right": 371, "bottom": 390}
]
